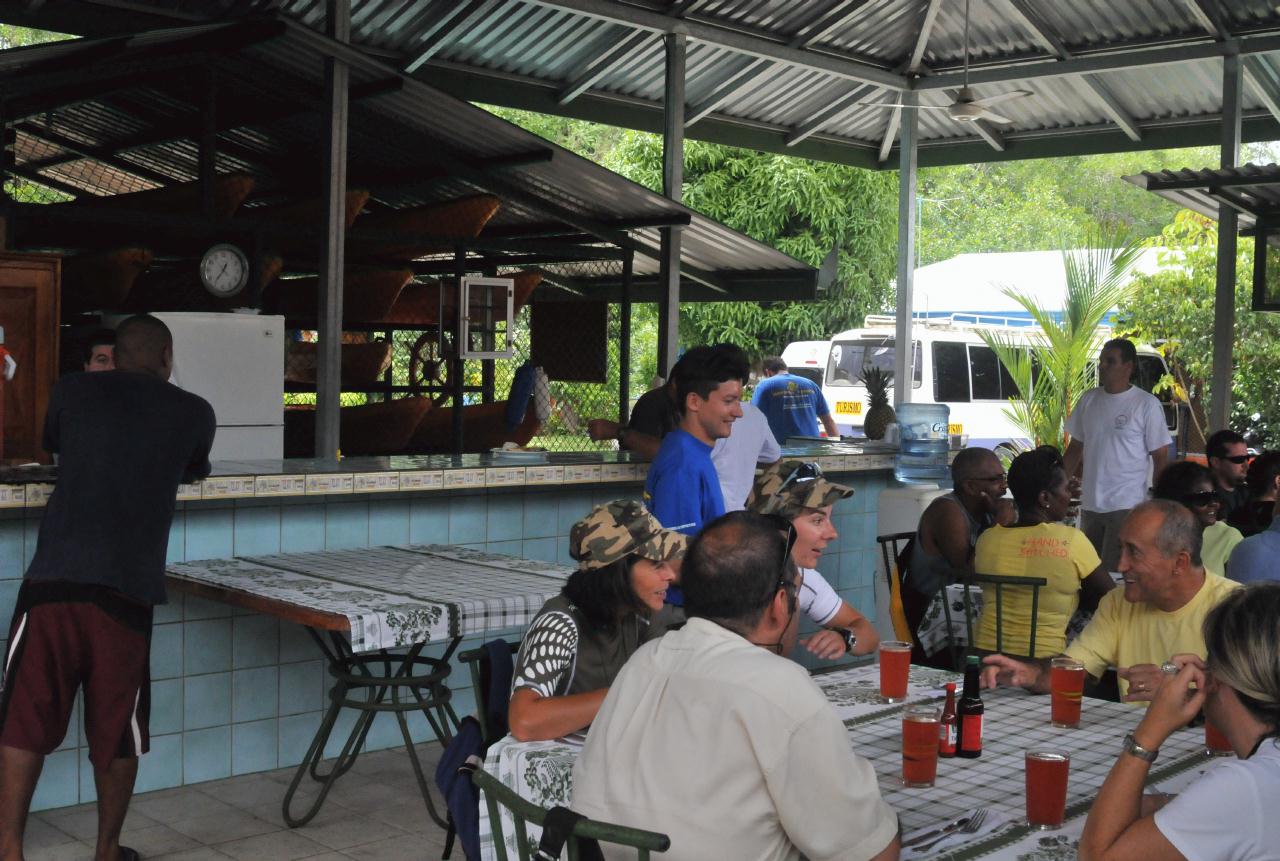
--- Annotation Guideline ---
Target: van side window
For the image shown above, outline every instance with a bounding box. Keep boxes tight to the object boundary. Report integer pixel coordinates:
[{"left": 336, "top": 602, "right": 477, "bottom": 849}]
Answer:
[{"left": 934, "top": 341, "right": 970, "bottom": 402}]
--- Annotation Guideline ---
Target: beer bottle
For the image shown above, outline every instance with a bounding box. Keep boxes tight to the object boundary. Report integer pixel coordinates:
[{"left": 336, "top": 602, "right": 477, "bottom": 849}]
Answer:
[
  {"left": 957, "top": 655, "right": 984, "bottom": 759},
  {"left": 938, "top": 682, "right": 958, "bottom": 758}
]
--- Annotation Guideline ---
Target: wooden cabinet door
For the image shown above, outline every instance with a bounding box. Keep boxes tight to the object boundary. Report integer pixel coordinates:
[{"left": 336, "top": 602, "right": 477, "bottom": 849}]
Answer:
[{"left": 0, "top": 253, "right": 60, "bottom": 463}]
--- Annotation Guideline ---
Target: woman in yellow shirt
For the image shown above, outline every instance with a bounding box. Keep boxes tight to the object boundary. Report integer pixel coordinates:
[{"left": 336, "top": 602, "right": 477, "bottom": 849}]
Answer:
[{"left": 973, "top": 446, "right": 1116, "bottom": 657}]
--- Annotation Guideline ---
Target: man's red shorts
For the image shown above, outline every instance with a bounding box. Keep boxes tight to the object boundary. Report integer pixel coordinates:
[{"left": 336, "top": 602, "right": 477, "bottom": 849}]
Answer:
[{"left": 0, "top": 581, "right": 152, "bottom": 768}]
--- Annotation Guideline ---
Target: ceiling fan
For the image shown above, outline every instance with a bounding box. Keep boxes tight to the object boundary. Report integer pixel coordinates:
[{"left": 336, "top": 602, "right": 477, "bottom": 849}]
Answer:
[{"left": 864, "top": 0, "right": 1033, "bottom": 125}]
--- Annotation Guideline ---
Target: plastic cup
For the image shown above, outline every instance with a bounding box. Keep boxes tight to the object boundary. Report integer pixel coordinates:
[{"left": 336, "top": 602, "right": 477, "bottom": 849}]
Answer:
[
  {"left": 1205, "top": 721, "right": 1234, "bottom": 756},
  {"left": 879, "top": 641, "right": 912, "bottom": 703},
  {"left": 1025, "top": 751, "right": 1070, "bottom": 830},
  {"left": 902, "top": 704, "right": 941, "bottom": 787},
  {"left": 1050, "top": 658, "right": 1086, "bottom": 728}
]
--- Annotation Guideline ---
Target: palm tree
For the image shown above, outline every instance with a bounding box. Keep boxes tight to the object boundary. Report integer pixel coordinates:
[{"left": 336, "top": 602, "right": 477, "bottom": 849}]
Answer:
[{"left": 980, "top": 231, "right": 1145, "bottom": 451}]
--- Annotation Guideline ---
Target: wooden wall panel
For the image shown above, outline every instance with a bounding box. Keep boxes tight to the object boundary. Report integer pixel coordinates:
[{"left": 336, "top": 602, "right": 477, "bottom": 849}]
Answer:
[{"left": 0, "top": 253, "right": 60, "bottom": 463}]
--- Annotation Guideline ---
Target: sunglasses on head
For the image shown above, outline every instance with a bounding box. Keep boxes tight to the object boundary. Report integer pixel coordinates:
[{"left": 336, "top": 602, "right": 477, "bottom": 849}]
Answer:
[
  {"left": 778, "top": 461, "right": 823, "bottom": 495},
  {"left": 1181, "top": 491, "right": 1218, "bottom": 507}
]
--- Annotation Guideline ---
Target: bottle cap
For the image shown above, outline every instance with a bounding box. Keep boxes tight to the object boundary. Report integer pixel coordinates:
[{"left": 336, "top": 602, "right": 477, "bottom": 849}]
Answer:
[
  {"left": 945, "top": 682, "right": 956, "bottom": 691},
  {"left": 966, "top": 655, "right": 980, "bottom": 666}
]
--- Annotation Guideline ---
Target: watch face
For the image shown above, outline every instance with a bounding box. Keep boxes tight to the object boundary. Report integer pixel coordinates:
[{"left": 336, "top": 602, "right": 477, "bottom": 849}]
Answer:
[{"left": 200, "top": 244, "right": 248, "bottom": 297}]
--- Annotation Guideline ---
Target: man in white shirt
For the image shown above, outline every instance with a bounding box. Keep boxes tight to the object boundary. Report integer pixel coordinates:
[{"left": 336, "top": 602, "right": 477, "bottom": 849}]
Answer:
[
  {"left": 1064, "top": 338, "right": 1171, "bottom": 571},
  {"left": 572, "top": 511, "right": 900, "bottom": 861},
  {"left": 712, "top": 347, "right": 781, "bottom": 510}
]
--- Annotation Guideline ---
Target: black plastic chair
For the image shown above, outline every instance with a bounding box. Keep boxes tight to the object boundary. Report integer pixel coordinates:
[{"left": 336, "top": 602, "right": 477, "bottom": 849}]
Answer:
[
  {"left": 962, "top": 572, "right": 1049, "bottom": 659},
  {"left": 458, "top": 638, "right": 519, "bottom": 744}
]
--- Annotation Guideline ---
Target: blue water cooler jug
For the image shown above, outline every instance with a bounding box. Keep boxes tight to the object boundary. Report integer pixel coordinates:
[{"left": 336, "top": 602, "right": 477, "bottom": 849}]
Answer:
[{"left": 894, "top": 403, "right": 951, "bottom": 484}]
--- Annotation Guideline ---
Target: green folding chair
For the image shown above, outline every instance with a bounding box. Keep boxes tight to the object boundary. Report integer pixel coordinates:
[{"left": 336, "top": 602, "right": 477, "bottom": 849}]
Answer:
[
  {"left": 472, "top": 767, "right": 670, "bottom": 861},
  {"left": 962, "top": 572, "right": 1049, "bottom": 659}
]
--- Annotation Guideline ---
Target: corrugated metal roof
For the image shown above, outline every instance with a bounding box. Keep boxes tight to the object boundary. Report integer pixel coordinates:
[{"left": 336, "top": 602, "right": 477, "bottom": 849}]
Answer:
[
  {"left": 1122, "top": 162, "right": 1280, "bottom": 232},
  {"left": 14, "top": 0, "right": 1280, "bottom": 168},
  {"left": 0, "top": 16, "right": 815, "bottom": 302}
]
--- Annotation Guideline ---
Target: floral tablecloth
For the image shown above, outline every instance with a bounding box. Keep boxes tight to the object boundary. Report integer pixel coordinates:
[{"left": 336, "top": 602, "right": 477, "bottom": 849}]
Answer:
[
  {"left": 479, "top": 662, "right": 1214, "bottom": 861},
  {"left": 167, "top": 544, "right": 572, "bottom": 653}
]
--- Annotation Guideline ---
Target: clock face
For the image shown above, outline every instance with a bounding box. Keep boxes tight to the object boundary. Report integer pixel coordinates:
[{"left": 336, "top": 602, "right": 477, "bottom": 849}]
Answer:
[{"left": 200, "top": 244, "right": 249, "bottom": 297}]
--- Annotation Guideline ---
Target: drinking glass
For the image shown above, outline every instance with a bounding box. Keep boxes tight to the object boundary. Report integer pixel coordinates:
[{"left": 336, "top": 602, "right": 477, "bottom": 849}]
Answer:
[
  {"left": 1050, "top": 657, "right": 1086, "bottom": 728},
  {"left": 1025, "top": 750, "right": 1070, "bottom": 830},
  {"left": 902, "top": 704, "right": 941, "bottom": 788},
  {"left": 879, "top": 641, "right": 912, "bottom": 703},
  {"left": 1204, "top": 721, "right": 1233, "bottom": 756}
]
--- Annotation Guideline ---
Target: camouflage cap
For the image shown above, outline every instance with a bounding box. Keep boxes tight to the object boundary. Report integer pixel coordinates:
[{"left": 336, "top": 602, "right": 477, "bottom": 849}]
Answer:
[
  {"left": 746, "top": 459, "right": 854, "bottom": 519},
  {"left": 569, "top": 499, "right": 688, "bottom": 571}
]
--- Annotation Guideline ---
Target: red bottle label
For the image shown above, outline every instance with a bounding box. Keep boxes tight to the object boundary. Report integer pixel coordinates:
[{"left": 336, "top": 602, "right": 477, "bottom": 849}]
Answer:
[
  {"left": 960, "top": 714, "right": 983, "bottom": 753},
  {"left": 939, "top": 722, "right": 957, "bottom": 756}
]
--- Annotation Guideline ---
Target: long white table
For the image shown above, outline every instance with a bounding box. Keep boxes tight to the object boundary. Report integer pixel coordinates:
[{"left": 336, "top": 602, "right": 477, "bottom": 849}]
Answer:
[
  {"left": 480, "top": 663, "right": 1220, "bottom": 861},
  {"left": 167, "top": 544, "right": 572, "bottom": 829}
]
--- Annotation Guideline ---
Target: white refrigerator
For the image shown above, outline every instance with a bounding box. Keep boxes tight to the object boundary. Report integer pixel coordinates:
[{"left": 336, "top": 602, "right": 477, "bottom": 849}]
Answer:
[{"left": 108, "top": 312, "right": 285, "bottom": 461}]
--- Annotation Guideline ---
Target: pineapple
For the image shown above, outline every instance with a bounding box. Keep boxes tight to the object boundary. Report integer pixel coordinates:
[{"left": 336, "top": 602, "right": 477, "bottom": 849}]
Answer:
[{"left": 860, "top": 365, "right": 896, "bottom": 440}]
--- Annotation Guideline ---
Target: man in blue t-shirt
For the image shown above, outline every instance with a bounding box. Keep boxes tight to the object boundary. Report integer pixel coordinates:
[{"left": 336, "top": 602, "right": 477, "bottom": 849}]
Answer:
[
  {"left": 752, "top": 356, "right": 837, "bottom": 444},
  {"left": 644, "top": 346, "right": 747, "bottom": 603}
]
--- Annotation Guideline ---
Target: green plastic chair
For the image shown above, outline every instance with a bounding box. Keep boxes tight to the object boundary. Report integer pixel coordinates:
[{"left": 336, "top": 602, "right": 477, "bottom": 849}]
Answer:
[
  {"left": 472, "top": 767, "right": 671, "bottom": 861},
  {"left": 963, "top": 572, "right": 1049, "bottom": 659}
]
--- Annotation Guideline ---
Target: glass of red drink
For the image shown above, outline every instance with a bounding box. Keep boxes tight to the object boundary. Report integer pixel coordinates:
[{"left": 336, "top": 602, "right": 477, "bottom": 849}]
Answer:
[
  {"left": 1204, "top": 721, "right": 1233, "bottom": 756},
  {"left": 1025, "top": 750, "right": 1070, "bottom": 829},
  {"left": 879, "top": 641, "right": 912, "bottom": 703},
  {"left": 902, "top": 704, "right": 941, "bottom": 787},
  {"left": 1050, "top": 657, "right": 1086, "bottom": 728}
]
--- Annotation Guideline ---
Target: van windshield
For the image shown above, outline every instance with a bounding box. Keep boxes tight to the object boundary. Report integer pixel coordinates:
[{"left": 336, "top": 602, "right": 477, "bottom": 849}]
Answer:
[{"left": 826, "top": 337, "right": 921, "bottom": 388}]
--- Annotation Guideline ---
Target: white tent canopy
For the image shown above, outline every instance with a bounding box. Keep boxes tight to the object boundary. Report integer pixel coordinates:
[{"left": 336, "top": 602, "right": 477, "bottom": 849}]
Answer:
[{"left": 906, "top": 249, "right": 1168, "bottom": 326}]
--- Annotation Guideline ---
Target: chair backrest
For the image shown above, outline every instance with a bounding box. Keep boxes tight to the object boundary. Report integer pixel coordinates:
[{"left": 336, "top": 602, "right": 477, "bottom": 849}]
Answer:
[
  {"left": 473, "top": 768, "right": 670, "bottom": 861},
  {"left": 963, "top": 573, "right": 1050, "bottom": 658},
  {"left": 875, "top": 531, "right": 915, "bottom": 592},
  {"left": 435, "top": 715, "right": 486, "bottom": 861},
  {"left": 459, "top": 638, "right": 519, "bottom": 743}
]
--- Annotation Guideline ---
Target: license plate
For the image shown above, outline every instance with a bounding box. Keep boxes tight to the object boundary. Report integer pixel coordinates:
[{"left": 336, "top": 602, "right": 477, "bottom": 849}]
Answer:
[
  {"left": 835, "top": 401, "right": 862, "bottom": 415},
  {"left": 948, "top": 423, "right": 963, "bottom": 434}
]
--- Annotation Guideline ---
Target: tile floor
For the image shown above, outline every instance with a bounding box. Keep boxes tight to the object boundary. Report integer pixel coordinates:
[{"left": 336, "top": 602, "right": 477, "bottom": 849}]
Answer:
[{"left": 25, "top": 743, "right": 452, "bottom": 861}]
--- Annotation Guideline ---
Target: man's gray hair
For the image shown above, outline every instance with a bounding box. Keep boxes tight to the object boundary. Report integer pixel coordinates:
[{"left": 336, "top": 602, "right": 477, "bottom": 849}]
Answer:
[{"left": 1135, "top": 498, "right": 1203, "bottom": 568}]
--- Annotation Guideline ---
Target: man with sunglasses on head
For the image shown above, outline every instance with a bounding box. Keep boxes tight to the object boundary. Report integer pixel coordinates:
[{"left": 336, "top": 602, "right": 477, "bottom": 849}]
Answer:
[
  {"left": 1063, "top": 338, "right": 1172, "bottom": 572},
  {"left": 1205, "top": 429, "right": 1250, "bottom": 525},
  {"left": 573, "top": 511, "right": 900, "bottom": 861}
]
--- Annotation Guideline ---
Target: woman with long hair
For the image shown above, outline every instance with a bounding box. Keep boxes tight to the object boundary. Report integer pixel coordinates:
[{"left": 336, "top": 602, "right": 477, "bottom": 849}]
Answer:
[
  {"left": 1153, "top": 460, "right": 1243, "bottom": 578},
  {"left": 1081, "top": 582, "right": 1280, "bottom": 860},
  {"left": 972, "top": 445, "right": 1115, "bottom": 657},
  {"left": 508, "top": 500, "right": 685, "bottom": 741},
  {"left": 746, "top": 460, "right": 879, "bottom": 659}
]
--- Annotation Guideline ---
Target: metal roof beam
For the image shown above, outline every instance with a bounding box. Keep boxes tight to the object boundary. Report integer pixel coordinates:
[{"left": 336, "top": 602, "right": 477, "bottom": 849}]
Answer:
[
  {"left": 795, "top": 0, "right": 878, "bottom": 48},
  {"left": 784, "top": 83, "right": 878, "bottom": 146},
  {"left": 917, "top": 32, "right": 1280, "bottom": 90},
  {"left": 524, "top": 0, "right": 904, "bottom": 89},
  {"left": 402, "top": 0, "right": 502, "bottom": 73},
  {"left": 1181, "top": 0, "right": 1280, "bottom": 127},
  {"left": 905, "top": 0, "right": 944, "bottom": 72},
  {"left": 685, "top": 58, "right": 771, "bottom": 126},
  {"left": 15, "top": 121, "right": 178, "bottom": 187},
  {"left": 1184, "top": 0, "right": 1230, "bottom": 39},
  {"left": 1004, "top": 0, "right": 1141, "bottom": 141},
  {"left": 557, "top": 32, "right": 651, "bottom": 104},
  {"left": 878, "top": 104, "right": 901, "bottom": 163}
]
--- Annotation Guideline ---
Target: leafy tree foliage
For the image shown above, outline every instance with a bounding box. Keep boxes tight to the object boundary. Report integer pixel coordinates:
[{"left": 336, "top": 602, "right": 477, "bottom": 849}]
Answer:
[
  {"left": 1116, "top": 211, "right": 1280, "bottom": 448},
  {"left": 602, "top": 133, "right": 898, "bottom": 358}
]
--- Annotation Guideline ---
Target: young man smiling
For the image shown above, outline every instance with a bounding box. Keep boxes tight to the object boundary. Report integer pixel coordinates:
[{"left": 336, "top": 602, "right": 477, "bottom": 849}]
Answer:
[{"left": 643, "top": 346, "right": 746, "bottom": 605}]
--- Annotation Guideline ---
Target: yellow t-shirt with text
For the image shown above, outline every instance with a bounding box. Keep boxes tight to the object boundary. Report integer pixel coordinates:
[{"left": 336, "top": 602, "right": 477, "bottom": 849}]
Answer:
[
  {"left": 973, "top": 523, "right": 1100, "bottom": 657},
  {"left": 1064, "top": 573, "right": 1240, "bottom": 701}
]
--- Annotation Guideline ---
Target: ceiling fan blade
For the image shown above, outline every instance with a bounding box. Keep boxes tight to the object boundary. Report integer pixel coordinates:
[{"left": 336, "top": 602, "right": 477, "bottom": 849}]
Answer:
[
  {"left": 978, "top": 110, "right": 1016, "bottom": 124},
  {"left": 972, "top": 89, "right": 1034, "bottom": 108}
]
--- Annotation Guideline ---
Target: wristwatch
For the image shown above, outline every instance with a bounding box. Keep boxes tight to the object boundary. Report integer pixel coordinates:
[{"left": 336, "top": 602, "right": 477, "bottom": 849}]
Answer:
[
  {"left": 838, "top": 628, "right": 857, "bottom": 654},
  {"left": 1122, "top": 732, "right": 1159, "bottom": 763}
]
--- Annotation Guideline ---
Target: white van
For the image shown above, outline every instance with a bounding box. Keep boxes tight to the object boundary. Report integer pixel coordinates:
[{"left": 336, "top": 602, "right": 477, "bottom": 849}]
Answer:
[
  {"left": 817, "top": 315, "right": 1180, "bottom": 449},
  {"left": 779, "top": 340, "right": 827, "bottom": 386}
]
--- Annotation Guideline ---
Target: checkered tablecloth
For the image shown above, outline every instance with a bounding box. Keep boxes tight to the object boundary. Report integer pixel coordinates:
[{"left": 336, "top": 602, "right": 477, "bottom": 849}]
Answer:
[
  {"left": 480, "top": 663, "right": 1214, "bottom": 861},
  {"left": 167, "top": 544, "right": 571, "bottom": 652}
]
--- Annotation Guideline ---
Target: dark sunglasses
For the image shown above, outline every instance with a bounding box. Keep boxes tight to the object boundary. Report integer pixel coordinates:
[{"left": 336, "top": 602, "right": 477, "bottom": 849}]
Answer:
[
  {"left": 778, "top": 461, "right": 823, "bottom": 494},
  {"left": 1181, "top": 491, "right": 1218, "bottom": 507},
  {"left": 1219, "top": 455, "right": 1249, "bottom": 465},
  {"left": 761, "top": 513, "right": 800, "bottom": 594},
  {"left": 974, "top": 473, "right": 1007, "bottom": 483}
]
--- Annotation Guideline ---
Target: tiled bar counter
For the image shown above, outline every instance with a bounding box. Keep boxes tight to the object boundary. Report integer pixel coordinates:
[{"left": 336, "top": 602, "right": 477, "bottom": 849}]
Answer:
[{"left": 0, "top": 446, "right": 896, "bottom": 810}]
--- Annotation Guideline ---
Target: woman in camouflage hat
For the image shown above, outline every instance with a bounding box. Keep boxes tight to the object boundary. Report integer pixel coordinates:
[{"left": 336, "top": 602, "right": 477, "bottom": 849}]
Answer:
[
  {"left": 746, "top": 460, "right": 880, "bottom": 660},
  {"left": 508, "top": 499, "right": 687, "bottom": 741}
]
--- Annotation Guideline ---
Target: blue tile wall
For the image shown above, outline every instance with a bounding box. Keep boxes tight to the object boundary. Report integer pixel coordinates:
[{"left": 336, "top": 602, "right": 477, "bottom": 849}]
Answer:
[{"left": 12, "top": 468, "right": 892, "bottom": 810}]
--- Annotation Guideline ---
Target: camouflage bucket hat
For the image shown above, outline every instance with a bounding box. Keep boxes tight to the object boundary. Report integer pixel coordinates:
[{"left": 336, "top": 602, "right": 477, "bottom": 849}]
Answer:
[
  {"left": 746, "top": 459, "right": 854, "bottom": 519},
  {"left": 569, "top": 500, "right": 688, "bottom": 571}
]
